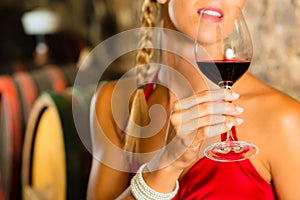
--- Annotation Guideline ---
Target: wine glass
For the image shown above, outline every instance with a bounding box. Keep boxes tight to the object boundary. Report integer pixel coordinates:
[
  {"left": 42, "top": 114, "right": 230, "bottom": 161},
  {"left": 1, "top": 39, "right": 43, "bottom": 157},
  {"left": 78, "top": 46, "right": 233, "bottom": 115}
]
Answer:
[{"left": 194, "top": 1, "right": 258, "bottom": 162}]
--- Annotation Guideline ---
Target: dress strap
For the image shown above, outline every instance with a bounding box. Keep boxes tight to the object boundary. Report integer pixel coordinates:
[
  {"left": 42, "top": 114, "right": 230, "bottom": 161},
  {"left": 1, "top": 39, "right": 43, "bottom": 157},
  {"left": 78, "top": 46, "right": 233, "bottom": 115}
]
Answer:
[{"left": 143, "top": 67, "right": 160, "bottom": 101}]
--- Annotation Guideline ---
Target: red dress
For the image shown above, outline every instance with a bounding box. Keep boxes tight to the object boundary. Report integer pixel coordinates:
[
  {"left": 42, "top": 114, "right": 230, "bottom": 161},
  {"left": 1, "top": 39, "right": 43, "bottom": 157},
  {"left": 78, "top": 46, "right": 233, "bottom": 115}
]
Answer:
[
  {"left": 173, "top": 158, "right": 276, "bottom": 199},
  {"left": 143, "top": 74, "right": 276, "bottom": 200}
]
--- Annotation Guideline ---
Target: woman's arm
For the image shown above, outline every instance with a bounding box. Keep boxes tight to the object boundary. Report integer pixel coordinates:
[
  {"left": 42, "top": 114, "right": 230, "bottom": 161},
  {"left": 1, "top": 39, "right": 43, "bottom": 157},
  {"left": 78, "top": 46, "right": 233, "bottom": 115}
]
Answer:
[
  {"left": 87, "top": 81, "right": 243, "bottom": 199},
  {"left": 87, "top": 82, "right": 185, "bottom": 199},
  {"left": 87, "top": 82, "right": 132, "bottom": 199}
]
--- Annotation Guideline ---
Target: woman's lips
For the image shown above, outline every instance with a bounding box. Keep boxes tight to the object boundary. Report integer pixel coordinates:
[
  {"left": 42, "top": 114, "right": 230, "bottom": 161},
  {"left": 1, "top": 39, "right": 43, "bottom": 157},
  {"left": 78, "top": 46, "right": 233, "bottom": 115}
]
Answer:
[{"left": 197, "top": 7, "right": 224, "bottom": 22}]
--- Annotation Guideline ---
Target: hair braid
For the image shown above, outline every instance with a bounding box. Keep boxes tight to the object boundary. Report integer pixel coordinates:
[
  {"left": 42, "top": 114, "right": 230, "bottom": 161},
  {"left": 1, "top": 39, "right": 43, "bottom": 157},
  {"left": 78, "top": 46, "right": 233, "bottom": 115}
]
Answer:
[
  {"left": 123, "top": 0, "right": 158, "bottom": 164},
  {"left": 136, "top": 0, "right": 158, "bottom": 86}
]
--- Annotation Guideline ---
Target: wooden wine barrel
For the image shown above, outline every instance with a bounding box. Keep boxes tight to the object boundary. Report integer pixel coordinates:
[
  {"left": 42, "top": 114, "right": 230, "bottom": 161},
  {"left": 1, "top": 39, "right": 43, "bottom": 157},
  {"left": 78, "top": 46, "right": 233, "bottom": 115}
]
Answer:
[
  {"left": 29, "top": 65, "right": 68, "bottom": 93},
  {"left": 0, "top": 76, "right": 22, "bottom": 200},
  {"left": 12, "top": 71, "right": 38, "bottom": 132},
  {"left": 22, "top": 90, "right": 92, "bottom": 200},
  {"left": 60, "top": 64, "right": 78, "bottom": 87},
  {"left": 0, "top": 65, "right": 78, "bottom": 200},
  {"left": 12, "top": 64, "right": 78, "bottom": 128}
]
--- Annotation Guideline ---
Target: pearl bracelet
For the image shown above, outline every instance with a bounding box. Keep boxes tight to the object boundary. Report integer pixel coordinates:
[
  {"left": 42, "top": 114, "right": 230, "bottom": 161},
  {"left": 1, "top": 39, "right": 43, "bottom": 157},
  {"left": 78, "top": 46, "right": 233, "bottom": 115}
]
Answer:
[{"left": 130, "top": 163, "right": 179, "bottom": 200}]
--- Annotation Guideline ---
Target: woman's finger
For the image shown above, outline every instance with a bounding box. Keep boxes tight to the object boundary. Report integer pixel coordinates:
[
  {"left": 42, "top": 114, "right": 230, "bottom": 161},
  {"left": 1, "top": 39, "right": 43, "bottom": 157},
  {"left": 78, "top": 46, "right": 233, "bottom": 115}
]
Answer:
[
  {"left": 173, "top": 89, "right": 239, "bottom": 110},
  {"left": 171, "top": 102, "right": 244, "bottom": 125},
  {"left": 173, "top": 114, "right": 243, "bottom": 134}
]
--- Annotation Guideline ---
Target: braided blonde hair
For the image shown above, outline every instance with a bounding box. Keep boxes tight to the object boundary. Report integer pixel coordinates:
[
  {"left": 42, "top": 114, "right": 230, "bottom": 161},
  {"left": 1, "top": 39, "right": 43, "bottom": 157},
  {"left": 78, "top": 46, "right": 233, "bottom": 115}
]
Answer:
[
  {"left": 124, "top": 0, "right": 159, "bottom": 160},
  {"left": 136, "top": 0, "right": 158, "bottom": 86}
]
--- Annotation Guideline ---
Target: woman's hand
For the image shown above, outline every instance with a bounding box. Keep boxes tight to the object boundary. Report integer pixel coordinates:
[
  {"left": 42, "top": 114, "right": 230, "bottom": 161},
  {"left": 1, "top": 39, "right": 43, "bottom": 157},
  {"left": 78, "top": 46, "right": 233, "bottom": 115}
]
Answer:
[
  {"left": 169, "top": 89, "right": 244, "bottom": 169},
  {"left": 138, "top": 89, "right": 244, "bottom": 195},
  {"left": 142, "top": 89, "right": 244, "bottom": 194}
]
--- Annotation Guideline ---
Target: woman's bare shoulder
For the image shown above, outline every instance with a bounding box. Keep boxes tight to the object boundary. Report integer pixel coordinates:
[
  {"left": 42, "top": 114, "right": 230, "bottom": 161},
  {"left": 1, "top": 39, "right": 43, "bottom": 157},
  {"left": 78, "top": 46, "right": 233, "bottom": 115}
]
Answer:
[
  {"left": 263, "top": 86, "right": 300, "bottom": 131},
  {"left": 94, "top": 81, "right": 116, "bottom": 118},
  {"left": 93, "top": 78, "right": 136, "bottom": 145},
  {"left": 239, "top": 74, "right": 300, "bottom": 142},
  {"left": 95, "top": 77, "right": 136, "bottom": 112},
  {"left": 242, "top": 73, "right": 300, "bottom": 113},
  {"left": 247, "top": 77, "right": 300, "bottom": 199},
  {"left": 246, "top": 74, "right": 300, "bottom": 157},
  {"left": 250, "top": 74, "right": 300, "bottom": 117}
]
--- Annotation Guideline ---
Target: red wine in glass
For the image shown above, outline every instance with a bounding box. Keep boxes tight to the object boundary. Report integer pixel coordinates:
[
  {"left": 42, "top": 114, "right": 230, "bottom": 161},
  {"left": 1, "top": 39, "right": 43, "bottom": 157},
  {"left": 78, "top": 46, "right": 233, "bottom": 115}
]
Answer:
[
  {"left": 197, "top": 59, "right": 257, "bottom": 161},
  {"left": 194, "top": 1, "right": 258, "bottom": 162},
  {"left": 196, "top": 59, "right": 250, "bottom": 87}
]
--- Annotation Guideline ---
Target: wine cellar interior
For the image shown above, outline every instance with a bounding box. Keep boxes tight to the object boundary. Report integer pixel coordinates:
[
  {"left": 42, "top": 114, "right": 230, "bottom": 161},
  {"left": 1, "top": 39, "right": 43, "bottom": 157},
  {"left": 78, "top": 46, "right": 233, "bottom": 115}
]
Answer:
[{"left": 0, "top": 0, "right": 300, "bottom": 199}]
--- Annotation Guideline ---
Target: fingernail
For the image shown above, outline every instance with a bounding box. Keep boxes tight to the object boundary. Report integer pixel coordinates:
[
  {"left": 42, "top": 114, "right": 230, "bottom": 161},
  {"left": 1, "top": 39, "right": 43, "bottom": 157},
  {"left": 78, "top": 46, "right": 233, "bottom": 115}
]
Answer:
[
  {"left": 236, "top": 118, "right": 244, "bottom": 125},
  {"left": 236, "top": 106, "right": 244, "bottom": 114},
  {"left": 173, "top": 102, "right": 179, "bottom": 110},
  {"left": 232, "top": 91, "right": 240, "bottom": 99},
  {"left": 226, "top": 122, "right": 234, "bottom": 129}
]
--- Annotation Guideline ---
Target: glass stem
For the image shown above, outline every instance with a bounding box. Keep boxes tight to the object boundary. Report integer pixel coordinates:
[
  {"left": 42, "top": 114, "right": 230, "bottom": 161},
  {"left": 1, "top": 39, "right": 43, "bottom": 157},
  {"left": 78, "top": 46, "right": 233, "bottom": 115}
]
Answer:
[
  {"left": 226, "top": 128, "right": 236, "bottom": 142},
  {"left": 219, "top": 81, "right": 235, "bottom": 143}
]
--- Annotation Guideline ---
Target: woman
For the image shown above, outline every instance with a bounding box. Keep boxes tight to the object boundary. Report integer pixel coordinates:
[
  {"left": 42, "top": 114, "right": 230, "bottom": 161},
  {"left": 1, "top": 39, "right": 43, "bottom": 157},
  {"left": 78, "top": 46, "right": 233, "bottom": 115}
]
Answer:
[{"left": 87, "top": 0, "right": 300, "bottom": 199}]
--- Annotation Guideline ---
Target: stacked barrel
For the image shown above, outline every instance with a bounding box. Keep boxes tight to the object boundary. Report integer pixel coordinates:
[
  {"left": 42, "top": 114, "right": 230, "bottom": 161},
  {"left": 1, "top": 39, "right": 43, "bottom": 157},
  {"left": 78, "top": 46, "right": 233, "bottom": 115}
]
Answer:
[
  {"left": 0, "top": 64, "right": 93, "bottom": 200},
  {"left": 0, "top": 1, "right": 137, "bottom": 199}
]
